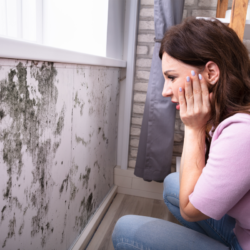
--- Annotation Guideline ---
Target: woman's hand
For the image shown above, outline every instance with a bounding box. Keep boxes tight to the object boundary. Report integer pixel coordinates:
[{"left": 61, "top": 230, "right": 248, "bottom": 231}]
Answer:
[{"left": 178, "top": 70, "right": 213, "bottom": 131}]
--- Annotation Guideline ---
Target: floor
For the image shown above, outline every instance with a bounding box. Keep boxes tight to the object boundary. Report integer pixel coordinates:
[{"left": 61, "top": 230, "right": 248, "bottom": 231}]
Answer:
[{"left": 86, "top": 193, "right": 181, "bottom": 250}]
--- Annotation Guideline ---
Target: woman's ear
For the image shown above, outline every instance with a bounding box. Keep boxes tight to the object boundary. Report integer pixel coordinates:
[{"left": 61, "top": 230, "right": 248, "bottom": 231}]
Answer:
[{"left": 203, "top": 61, "right": 220, "bottom": 85}]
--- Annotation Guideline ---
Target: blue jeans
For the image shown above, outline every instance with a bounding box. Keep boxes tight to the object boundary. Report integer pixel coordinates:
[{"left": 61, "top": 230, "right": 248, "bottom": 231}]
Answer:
[{"left": 112, "top": 172, "right": 243, "bottom": 250}]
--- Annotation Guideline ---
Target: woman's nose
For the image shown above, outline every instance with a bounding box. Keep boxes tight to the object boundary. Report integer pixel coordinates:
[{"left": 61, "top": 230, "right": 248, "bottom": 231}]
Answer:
[{"left": 162, "top": 84, "right": 172, "bottom": 97}]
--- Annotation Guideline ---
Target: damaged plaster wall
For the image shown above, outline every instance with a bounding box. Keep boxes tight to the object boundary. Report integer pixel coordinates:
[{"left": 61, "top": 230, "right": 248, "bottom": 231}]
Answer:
[{"left": 0, "top": 59, "right": 120, "bottom": 250}]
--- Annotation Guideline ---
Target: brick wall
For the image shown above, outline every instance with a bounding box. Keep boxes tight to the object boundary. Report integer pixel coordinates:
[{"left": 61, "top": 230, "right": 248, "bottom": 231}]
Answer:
[{"left": 128, "top": 0, "right": 221, "bottom": 171}]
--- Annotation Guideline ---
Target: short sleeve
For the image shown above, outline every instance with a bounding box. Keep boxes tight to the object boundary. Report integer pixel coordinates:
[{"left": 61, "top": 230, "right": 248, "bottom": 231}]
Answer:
[{"left": 189, "top": 120, "right": 250, "bottom": 220}]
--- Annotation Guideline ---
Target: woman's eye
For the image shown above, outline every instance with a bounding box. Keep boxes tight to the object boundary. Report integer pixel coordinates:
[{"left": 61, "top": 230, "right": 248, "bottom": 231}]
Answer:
[{"left": 168, "top": 76, "right": 176, "bottom": 82}]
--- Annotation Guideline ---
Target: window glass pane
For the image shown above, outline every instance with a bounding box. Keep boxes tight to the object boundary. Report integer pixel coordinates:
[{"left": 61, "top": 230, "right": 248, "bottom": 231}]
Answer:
[
  {"left": 0, "top": 0, "right": 109, "bottom": 57},
  {"left": 6, "top": 0, "right": 18, "bottom": 38},
  {"left": 22, "top": 0, "right": 36, "bottom": 42},
  {"left": 43, "top": 0, "right": 109, "bottom": 57},
  {"left": 0, "top": 0, "right": 7, "bottom": 36}
]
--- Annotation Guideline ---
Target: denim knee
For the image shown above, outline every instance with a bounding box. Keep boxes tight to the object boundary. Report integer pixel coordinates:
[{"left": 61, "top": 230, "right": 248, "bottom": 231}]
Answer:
[
  {"left": 112, "top": 215, "right": 133, "bottom": 247},
  {"left": 163, "top": 172, "right": 180, "bottom": 207}
]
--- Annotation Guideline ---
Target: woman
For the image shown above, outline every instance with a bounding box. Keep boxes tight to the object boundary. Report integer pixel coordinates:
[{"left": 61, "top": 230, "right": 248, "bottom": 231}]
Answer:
[{"left": 112, "top": 18, "right": 250, "bottom": 250}]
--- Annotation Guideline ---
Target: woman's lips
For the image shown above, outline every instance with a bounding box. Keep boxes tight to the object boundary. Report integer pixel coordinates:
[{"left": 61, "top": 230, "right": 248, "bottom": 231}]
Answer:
[{"left": 171, "top": 101, "right": 180, "bottom": 110}]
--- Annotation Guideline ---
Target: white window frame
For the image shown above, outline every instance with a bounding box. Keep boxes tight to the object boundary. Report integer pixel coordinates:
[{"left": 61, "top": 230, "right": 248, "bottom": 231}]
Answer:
[
  {"left": 0, "top": 0, "right": 127, "bottom": 68},
  {"left": 116, "top": 0, "right": 139, "bottom": 169},
  {"left": 0, "top": 36, "right": 126, "bottom": 67}
]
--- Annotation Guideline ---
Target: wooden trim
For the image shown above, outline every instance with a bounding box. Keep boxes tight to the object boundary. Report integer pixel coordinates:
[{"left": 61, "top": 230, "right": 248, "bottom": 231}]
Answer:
[
  {"left": 229, "top": 0, "right": 248, "bottom": 41},
  {"left": 216, "top": 0, "right": 229, "bottom": 18},
  {"left": 70, "top": 186, "right": 118, "bottom": 250}
]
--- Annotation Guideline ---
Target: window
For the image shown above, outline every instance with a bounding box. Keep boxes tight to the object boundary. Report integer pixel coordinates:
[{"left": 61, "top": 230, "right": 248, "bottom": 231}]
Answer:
[{"left": 0, "top": 0, "right": 109, "bottom": 57}]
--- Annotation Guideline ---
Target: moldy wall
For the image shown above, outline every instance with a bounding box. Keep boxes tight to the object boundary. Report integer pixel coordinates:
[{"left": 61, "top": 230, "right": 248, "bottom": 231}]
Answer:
[{"left": 0, "top": 59, "right": 120, "bottom": 250}]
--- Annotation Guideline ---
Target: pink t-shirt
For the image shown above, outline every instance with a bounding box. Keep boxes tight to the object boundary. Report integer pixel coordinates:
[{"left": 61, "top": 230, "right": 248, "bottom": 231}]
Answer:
[{"left": 189, "top": 113, "right": 250, "bottom": 250}]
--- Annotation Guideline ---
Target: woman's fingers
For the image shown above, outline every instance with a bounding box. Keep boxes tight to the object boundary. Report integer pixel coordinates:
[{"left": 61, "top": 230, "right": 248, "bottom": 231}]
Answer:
[
  {"left": 200, "top": 75, "right": 210, "bottom": 108},
  {"left": 178, "top": 85, "right": 186, "bottom": 114},
  {"left": 184, "top": 75, "right": 194, "bottom": 113},
  {"left": 180, "top": 70, "right": 211, "bottom": 116},
  {"left": 191, "top": 71, "right": 203, "bottom": 112}
]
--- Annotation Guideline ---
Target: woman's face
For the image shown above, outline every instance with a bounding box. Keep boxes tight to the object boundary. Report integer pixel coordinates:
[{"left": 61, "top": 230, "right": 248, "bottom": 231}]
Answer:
[{"left": 161, "top": 52, "right": 202, "bottom": 104}]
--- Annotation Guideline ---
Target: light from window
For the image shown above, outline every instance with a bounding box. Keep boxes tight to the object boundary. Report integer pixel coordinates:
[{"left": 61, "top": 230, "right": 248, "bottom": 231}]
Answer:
[{"left": 0, "top": 0, "right": 109, "bottom": 57}]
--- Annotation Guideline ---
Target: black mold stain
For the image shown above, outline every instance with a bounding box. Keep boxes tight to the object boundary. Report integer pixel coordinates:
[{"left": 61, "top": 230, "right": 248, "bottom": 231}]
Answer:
[
  {"left": 94, "top": 161, "right": 100, "bottom": 173},
  {"left": 19, "top": 222, "right": 24, "bottom": 235},
  {"left": 74, "top": 196, "right": 87, "bottom": 231},
  {"left": 102, "top": 131, "right": 108, "bottom": 144},
  {"left": 86, "top": 193, "right": 93, "bottom": 213},
  {"left": 0, "top": 108, "right": 5, "bottom": 120},
  {"left": 74, "top": 92, "right": 85, "bottom": 116},
  {"left": 1, "top": 206, "right": 6, "bottom": 220},
  {"left": 79, "top": 197, "right": 85, "bottom": 212},
  {"left": 23, "top": 207, "right": 28, "bottom": 216},
  {"left": 2, "top": 213, "right": 16, "bottom": 248},
  {"left": 1, "top": 206, "right": 6, "bottom": 213},
  {"left": 70, "top": 162, "right": 78, "bottom": 176},
  {"left": 79, "top": 166, "right": 91, "bottom": 189},
  {"left": 94, "top": 184, "right": 96, "bottom": 190},
  {"left": 75, "top": 134, "right": 90, "bottom": 146},
  {"left": 12, "top": 197, "right": 22, "bottom": 211},
  {"left": 60, "top": 175, "right": 69, "bottom": 194},
  {"left": 55, "top": 106, "right": 65, "bottom": 136},
  {"left": 53, "top": 141, "right": 60, "bottom": 154},
  {"left": 0, "top": 61, "right": 61, "bottom": 248},
  {"left": 70, "top": 180, "right": 77, "bottom": 201},
  {"left": 31, "top": 193, "right": 37, "bottom": 207},
  {"left": 59, "top": 160, "right": 79, "bottom": 201},
  {"left": 61, "top": 230, "right": 64, "bottom": 244}
]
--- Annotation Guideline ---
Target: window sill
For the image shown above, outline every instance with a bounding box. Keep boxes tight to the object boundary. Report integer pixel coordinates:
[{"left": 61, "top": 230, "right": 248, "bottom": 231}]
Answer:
[{"left": 0, "top": 37, "right": 126, "bottom": 68}]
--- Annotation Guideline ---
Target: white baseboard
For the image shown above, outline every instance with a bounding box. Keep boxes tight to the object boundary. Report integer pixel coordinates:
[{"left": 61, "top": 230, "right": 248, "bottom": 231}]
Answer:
[
  {"left": 71, "top": 185, "right": 117, "bottom": 250},
  {"left": 114, "top": 166, "right": 164, "bottom": 200}
]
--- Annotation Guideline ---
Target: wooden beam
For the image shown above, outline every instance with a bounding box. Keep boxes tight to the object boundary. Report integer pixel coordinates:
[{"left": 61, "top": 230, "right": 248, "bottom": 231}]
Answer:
[
  {"left": 216, "top": 0, "right": 229, "bottom": 18},
  {"left": 229, "top": 0, "right": 248, "bottom": 41}
]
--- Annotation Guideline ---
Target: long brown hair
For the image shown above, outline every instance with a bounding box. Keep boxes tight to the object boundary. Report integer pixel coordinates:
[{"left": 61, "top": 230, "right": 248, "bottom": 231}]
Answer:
[{"left": 159, "top": 17, "right": 250, "bottom": 164}]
